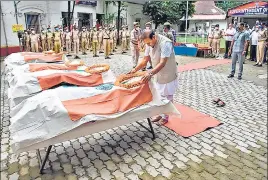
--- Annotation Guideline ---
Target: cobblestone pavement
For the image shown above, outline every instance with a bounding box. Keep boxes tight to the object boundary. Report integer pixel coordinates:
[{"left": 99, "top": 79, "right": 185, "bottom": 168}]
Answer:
[{"left": 1, "top": 51, "right": 267, "bottom": 180}]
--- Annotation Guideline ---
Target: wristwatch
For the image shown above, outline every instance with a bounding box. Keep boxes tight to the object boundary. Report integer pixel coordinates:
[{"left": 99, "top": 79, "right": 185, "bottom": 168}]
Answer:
[{"left": 148, "top": 70, "right": 154, "bottom": 77}]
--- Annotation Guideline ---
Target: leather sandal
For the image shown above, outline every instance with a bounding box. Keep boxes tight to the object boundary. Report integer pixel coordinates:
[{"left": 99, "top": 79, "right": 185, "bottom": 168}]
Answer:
[
  {"left": 213, "top": 98, "right": 221, "bottom": 104},
  {"left": 216, "top": 100, "right": 226, "bottom": 107}
]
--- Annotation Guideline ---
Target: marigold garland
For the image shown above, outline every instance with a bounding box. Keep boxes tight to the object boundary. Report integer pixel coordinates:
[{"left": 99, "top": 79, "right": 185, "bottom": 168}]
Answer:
[
  {"left": 114, "top": 71, "right": 146, "bottom": 89},
  {"left": 85, "top": 64, "right": 110, "bottom": 74}
]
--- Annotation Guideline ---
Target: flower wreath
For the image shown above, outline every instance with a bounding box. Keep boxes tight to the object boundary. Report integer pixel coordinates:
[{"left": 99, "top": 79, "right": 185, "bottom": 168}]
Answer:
[
  {"left": 85, "top": 64, "right": 110, "bottom": 74},
  {"left": 114, "top": 71, "right": 146, "bottom": 89},
  {"left": 65, "top": 60, "right": 85, "bottom": 67}
]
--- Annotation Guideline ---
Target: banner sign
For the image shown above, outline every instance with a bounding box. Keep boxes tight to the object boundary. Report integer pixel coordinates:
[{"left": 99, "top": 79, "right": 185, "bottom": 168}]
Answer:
[
  {"left": 12, "top": 24, "right": 24, "bottom": 33},
  {"left": 228, "top": 2, "right": 268, "bottom": 16},
  {"left": 76, "top": 1, "right": 97, "bottom": 6}
]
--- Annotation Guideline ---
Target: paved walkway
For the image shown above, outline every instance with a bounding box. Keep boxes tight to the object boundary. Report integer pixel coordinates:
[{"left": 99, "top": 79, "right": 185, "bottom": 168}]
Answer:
[{"left": 1, "top": 51, "right": 267, "bottom": 180}]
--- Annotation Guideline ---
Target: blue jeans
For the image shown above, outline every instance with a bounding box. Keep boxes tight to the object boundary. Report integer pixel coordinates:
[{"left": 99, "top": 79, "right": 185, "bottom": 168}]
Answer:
[{"left": 231, "top": 52, "right": 244, "bottom": 77}]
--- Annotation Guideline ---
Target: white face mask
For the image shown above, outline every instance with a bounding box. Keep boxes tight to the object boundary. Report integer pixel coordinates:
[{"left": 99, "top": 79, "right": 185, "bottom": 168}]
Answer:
[
  {"left": 83, "top": 29, "right": 85, "bottom": 31},
  {"left": 32, "top": 31, "right": 35, "bottom": 34}
]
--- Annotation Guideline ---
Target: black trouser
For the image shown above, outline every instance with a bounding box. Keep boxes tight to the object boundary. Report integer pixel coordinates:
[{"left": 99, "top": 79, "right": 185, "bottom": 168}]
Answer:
[
  {"left": 250, "top": 45, "right": 257, "bottom": 61},
  {"left": 264, "top": 46, "right": 267, "bottom": 63},
  {"left": 245, "top": 43, "right": 249, "bottom": 58},
  {"left": 224, "top": 41, "right": 232, "bottom": 58}
]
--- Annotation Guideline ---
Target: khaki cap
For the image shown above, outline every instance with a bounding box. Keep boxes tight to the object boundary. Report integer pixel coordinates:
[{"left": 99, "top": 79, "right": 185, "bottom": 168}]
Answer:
[{"left": 163, "top": 22, "right": 171, "bottom": 26}]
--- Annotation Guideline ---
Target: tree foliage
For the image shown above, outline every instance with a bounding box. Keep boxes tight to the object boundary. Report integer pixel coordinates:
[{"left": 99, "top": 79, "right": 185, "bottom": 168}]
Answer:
[
  {"left": 142, "top": 1, "right": 195, "bottom": 29},
  {"left": 215, "top": 1, "right": 250, "bottom": 12}
]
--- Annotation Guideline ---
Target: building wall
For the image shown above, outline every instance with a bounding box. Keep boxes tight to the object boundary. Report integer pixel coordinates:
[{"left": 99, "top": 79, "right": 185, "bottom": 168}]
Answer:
[
  {"left": 1, "top": 1, "right": 103, "bottom": 56},
  {"left": 188, "top": 20, "right": 227, "bottom": 33},
  {"left": 106, "top": 2, "right": 150, "bottom": 29}
]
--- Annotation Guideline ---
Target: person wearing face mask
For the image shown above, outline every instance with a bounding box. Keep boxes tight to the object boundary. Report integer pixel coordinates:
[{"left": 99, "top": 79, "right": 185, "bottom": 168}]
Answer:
[
  {"left": 98, "top": 26, "right": 104, "bottom": 53},
  {"left": 126, "top": 25, "right": 130, "bottom": 50},
  {"left": 207, "top": 27, "right": 214, "bottom": 55},
  {"left": 53, "top": 26, "right": 61, "bottom": 53},
  {"left": 46, "top": 26, "right": 53, "bottom": 51},
  {"left": 40, "top": 29, "right": 47, "bottom": 51},
  {"left": 212, "top": 24, "right": 223, "bottom": 58},
  {"left": 142, "top": 22, "right": 153, "bottom": 70},
  {"left": 92, "top": 27, "right": 99, "bottom": 57},
  {"left": 109, "top": 25, "right": 115, "bottom": 55},
  {"left": 129, "top": 30, "right": 178, "bottom": 125},
  {"left": 89, "top": 28, "right": 94, "bottom": 52},
  {"left": 72, "top": 25, "right": 80, "bottom": 59},
  {"left": 80, "top": 27, "right": 88, "bottom": 55},
  {"left": 65, "top": 28, "right": 72, "bottom": 56},
  {"left": 255, "top": 23, "right": 268, "bottom": 67},
  {"left": 113, "top": 25, "right": 117, "bottom": 51},
  {"left": 25, "top": 29, "right": 31, "bottom": 51},
  {"left": 227, "top": 22, "right": 249, "bottom": 80},
  {"left": 163, "top": 22, "right": 174, "bottom": 42},
  {"left": 224, "top": 23, "right": 236, "bottom": 59},
  {"left": 103, "top": 25, "right": 111, "bottom": 59},
  {"left": 121, "top": 25, "right": 127, "bottom": 54},
  {"left": 30, "top": 28, "right": 39, "bottom": 52},
  {"left": 130, "top": 22, "right": 141, "bottom": 68},
  {"left": 249, "top": 26, "right": 259, "bottom": 62}
]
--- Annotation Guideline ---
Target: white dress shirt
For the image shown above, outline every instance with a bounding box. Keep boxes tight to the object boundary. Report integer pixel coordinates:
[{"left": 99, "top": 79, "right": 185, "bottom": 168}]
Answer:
[
  {"left": 250, "top": 31, "right": 259, "bottom": 45},
  {"left": 224, "top": 28, "right": 236, "bottom": 41}
]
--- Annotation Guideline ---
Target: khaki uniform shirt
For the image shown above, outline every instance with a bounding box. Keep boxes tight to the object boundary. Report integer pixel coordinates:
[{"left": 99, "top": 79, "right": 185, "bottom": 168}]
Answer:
[
  {"left": 72, "top": 30, "right": 80, "bottom": 41},
  {"left": 92, "top": 31, "right": 98, "bottom": 42},
  {"left": 53, "top": 32, "right": 61, "bottom": 41},
  {"left": 30, "top": 34, "right": 39, "bottom": 43},
  {"left": 47, "top": 32, "right": 53, "bottom": 40},
  {"left": 213, "top": 29, "right": 222, "bottom": 39}
]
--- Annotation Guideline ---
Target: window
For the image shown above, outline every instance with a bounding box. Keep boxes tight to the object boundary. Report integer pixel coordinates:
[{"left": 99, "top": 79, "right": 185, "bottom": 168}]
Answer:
[{"left": 25, "top": 14, "right": 40, "bottom": 33}]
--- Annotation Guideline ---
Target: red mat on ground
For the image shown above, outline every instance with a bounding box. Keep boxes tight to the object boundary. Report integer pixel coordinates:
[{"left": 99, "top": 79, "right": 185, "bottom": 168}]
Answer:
[
  {"left": 178, "top": 59, "right": 230, "bottom": 72},
  {"left": 165, "top": 103, "right": 222, "bottom": 137}
]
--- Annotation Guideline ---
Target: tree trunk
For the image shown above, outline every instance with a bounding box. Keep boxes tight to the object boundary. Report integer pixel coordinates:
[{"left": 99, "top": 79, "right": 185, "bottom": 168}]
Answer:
[
  {"left": 105, "top": 1, "right": 108, "bottom": 24},
  {"left": 155, "top": 22, "right": 159, "bottom": 30},
  {"left": 117, "top": 1, "right": 121, "bottom": 45}
]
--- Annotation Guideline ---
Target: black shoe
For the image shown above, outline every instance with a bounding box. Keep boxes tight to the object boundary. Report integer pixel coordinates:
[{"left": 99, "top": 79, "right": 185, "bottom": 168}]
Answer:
[
  {"left": 99, "top": 51, "right": 104, "bottom": 53},
  {"left": 82, "top": 52, "right": 87, "bottom": 55},
  {"left": 113, "top": 50, "right": 116, "bottom": 52},
  {"left": 105, "top": 57, "right": 111, "bottom": 59},
  {"left": 93, "top": 55, "right": 99, "bottom": 57},
  {"left": 227, "top": 74, "right": 234, "bottom": 78},
  {"left": 110, "top": 53, "right": 114, "bottom": 55},
  {"left": 253, "top": 63, "right": 258, "bottom": 66},
  {"left": 74, "top": 55, "right": 80, "bottom": 59},
  {"left": 257, "top": 64, "right": 262, "bottom": 67},
  {"left": 147, "top": 66, "right": 153, "bottom": 69},
  {"left": 66, "top": 54, "right": 72, "bottom": 57},
  {"left": 238, "top": 76, "right": 242, "bottom": 80}
]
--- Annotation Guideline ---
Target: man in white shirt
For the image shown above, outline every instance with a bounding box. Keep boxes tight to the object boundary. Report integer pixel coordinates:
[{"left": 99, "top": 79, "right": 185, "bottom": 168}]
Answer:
[
  {"left": 250, "top": 26, "right": 259, "bottom": 62},
  {"left": 224, "top": 23, "right": 236, "bottom": 58}
]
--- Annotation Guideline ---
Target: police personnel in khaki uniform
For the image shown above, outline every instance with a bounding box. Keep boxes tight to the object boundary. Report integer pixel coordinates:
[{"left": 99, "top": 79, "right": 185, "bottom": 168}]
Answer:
[
  {"left": 109, "top": 25, "right": 114, "bottom": 55},
  {"left": 126, "top": 25, "right": 130, "bottom": 50},
  {"left": 81, "top": 26, "right": 88, "bottom": 55},
  {"left": 40, "top": 29, "right": 47, "bottom": 51},
  {"left": 121, "top": 25, "right": 127, "bottom": 53},
  {"left": 163, "top": 22, "right": 174, "bottom": 42},
  {"left": 98, "top": 26, "right": 104, "bottom": 53},
  {"left": 103, "top": 25, "right": 111, "bottom": 59},
  {"left": 208, "top": 27, "right": 214, "bottom": 49},
  {"left": 72, "top": 25, "right": 80, "bottom": 59},
  {"left": 47, "top": 26, "right": 53, "bottom": 51},
  {"left": 113, "top": 25, "right": 117, "bottom": 51},
  {"left": 30, "top": 28, "right": 39, "bottom": 52},
  {"left": 65, "top": 28, "right": 72, "bottom": 56},
  {"left": 130, "top": 22, "right": 141, "bottom": 68},
  {"left": 92, "top": 27, "right": 99, "bottom": 57},
  {"left": 53, "top": 26, "right": 61, "bottom": 53},
  {"left": 89, "top": 28, "right": 94, "bottom": 51},
  {"left": 212, "top": 24, "right": 222, "bottom": 57},
  {"left": 255, "top": 25, "right": 268, "bottom": 66},
  {"left": 25, "top": 29, "right": 31, "bottom": 51}
]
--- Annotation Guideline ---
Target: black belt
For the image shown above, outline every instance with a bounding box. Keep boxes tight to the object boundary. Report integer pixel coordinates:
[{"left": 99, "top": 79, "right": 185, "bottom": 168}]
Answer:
[{"left": 103, "top": 38, "right": 109, "bottom": 39}]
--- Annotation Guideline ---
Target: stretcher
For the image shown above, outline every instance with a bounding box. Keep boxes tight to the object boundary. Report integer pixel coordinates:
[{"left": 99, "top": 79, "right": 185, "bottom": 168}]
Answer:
[
  {"left": 8, "top": 68, "right": 115, "bottom": 108},
  {"left": 9, "top": 82, "right": 179, "bottom": 174}
]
